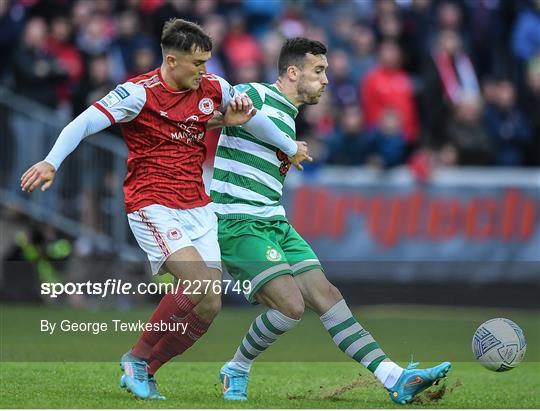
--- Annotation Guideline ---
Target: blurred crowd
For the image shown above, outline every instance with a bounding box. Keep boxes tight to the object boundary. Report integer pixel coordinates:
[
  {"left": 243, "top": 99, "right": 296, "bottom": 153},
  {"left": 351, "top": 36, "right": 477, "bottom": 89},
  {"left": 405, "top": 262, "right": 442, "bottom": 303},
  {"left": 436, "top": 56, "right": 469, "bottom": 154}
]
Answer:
[{"left": 1, "top": 0, "right": 539, "bottom": 170}]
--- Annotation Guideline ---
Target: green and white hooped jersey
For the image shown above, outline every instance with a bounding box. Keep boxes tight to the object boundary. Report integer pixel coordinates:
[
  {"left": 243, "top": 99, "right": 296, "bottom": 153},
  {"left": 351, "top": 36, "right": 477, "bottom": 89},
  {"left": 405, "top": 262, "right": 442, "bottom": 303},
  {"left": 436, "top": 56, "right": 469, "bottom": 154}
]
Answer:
[{"left": 210, "top": 83, "right": 298, "bottom": 220}]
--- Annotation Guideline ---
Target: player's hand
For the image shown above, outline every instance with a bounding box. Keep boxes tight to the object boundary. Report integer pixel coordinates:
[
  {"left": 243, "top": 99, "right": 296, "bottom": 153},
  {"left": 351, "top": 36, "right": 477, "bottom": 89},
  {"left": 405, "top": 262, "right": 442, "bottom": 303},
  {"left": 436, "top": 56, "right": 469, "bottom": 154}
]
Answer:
[
  {"left": 289, "top": 141, "right": 313, "bottom": 171},
  {"left": 20, "top": 161, "right": 56, "bottom": 193},
  {"left": 223, "top": 94, "right": 256, "bottom": 126}
]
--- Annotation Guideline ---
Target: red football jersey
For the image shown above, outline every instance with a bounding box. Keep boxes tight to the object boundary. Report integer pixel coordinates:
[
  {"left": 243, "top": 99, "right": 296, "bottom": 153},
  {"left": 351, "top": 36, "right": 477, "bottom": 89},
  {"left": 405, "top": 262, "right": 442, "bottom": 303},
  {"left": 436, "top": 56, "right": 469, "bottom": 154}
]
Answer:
[{"left": 92, "top": 68, "right": 236, "bottom": 213}]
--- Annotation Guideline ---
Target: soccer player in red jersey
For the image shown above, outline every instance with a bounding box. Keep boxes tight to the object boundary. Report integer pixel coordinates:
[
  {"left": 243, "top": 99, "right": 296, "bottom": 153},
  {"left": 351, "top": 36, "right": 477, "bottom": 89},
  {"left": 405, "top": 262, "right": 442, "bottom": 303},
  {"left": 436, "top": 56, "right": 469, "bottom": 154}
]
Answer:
[{"left": 21, "top": 18, "right": 310, "bottom": 400}]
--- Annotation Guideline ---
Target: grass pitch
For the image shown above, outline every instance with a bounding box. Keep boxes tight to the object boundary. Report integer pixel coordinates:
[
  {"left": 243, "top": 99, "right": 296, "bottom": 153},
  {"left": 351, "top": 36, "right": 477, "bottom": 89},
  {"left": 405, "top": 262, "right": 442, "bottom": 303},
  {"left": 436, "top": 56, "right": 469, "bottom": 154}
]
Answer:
[{"left": 1, "top": 304, "right": 539, "bottom": 408}]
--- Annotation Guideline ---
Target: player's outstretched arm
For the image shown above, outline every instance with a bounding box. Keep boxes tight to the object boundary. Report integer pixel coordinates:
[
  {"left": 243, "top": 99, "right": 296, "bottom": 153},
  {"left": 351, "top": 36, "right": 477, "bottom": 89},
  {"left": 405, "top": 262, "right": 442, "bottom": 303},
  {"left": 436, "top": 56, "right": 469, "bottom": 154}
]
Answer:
[
  {"left": 20, "top": 105, "right": 111, "bottom": 192},
  {"left": 20, "top": 82, "right": 144, "bottom": 193},
  {"left": 212, "top": 76, "right": 304, "bottom": 163}
]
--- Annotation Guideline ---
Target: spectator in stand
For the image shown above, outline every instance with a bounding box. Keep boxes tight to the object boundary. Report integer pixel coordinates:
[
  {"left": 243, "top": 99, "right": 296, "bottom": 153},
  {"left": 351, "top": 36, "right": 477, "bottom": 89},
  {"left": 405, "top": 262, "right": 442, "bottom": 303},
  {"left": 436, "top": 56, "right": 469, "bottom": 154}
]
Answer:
[
  {"left": 13, "top": 17, "right": 68, "bottom": 108},
  {"left": 109, "top": 10, "right": 157, "bottom": 84},
  {"left": 275, "top": 2, "right": 307, "bottom": 38},
  {"left": 241, "top": 0, "right": 283, "bottom": 37},
  {"left": 10, "top": 17, "right": 68, "bottom": 195},
  {"left": 327, "top": 49, "right": 358, "bottom": 109},
  {"left": 522, "top": 56, "right": 540, "bottom": 166},
  {"left": 330, "top": 13, "right": 359, "bottom": 51},
  {"left": 47, "top": 15, "right": 84, "bottom": 108},
  {"left": 400, "top": 0, "right": 433, "bottom": 74},
  {"left": 484, "top": 80, "right": 531, "bottom": 166},
  {"left": 445, "top": 96, "right": 494, "bottom": 165},
  {"left": 128, "top": 43, "right": 157, "bottom": 78},
  {"left": 360, "top": 40, "right": 419, "bottom": 144},
  {"left": 222, "top": 13, "right": 262, "bottom": 78},
  {"left": 202, "top": 14, "right": 228, "bottom": 78},
  {"left": 422, "top": 29, "right": 480, "bottom": 147},
  {"left": 349, "top": 23, "right": 377, "bottom": 84},
  {"left": 464, "top": 0, "right": 506, "bottom": 79},
  {"left": 511, "top": 0, "right": 540, "bottom": 62},
  {"left": 150, "top": 0, "right": 195, "bottom": 41},
  {"left": 260, "top": 30, "right": 285, "bottom": 82},
  {"left": 432, "top": 1, "right": 467, "bottom": 45},
  {"left": 376, "top": 9, "right": 403, "bottom": 44},
  {"left": 0, "top": 0, "right": 25, "bottom": 83},
  {"left": 327, "top": 106, "right": 369, "bottom": 165},
  {"left": 72, "top": 54, "right": 114, "bottom": 116},
  {"left": 366, "top": 109, "right": 407, "bottom": 169},
  {"left": 76, "top": 13, "right": 112, "bottom": 60}
]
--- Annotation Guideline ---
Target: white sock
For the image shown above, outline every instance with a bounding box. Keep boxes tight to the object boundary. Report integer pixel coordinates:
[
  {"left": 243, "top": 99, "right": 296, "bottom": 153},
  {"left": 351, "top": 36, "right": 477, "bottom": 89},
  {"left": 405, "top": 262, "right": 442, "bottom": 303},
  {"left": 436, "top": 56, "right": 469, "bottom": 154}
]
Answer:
[
  {"left": 229, "top": 309, "right": 299, "bottom": 373},
  {"left": 373, "top": 360, "right": 404, "bottom": 388}
]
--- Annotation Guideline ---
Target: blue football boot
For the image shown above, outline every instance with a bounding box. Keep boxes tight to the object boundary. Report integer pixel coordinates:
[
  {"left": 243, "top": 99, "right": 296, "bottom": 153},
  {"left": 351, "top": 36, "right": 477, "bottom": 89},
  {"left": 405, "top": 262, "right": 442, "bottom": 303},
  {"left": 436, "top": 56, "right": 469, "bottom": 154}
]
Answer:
[
  {"left": 119, "top": 351, "right": 150, "bottom": 399},
  {"left": 148, "top": 376, "right": 166, "bottom": 400},
  {"left": 219, "top": 363, "right": 249, "bottom": 401},
  {"left": 387, "top": 361, "right": 451, "bottom": 404}
]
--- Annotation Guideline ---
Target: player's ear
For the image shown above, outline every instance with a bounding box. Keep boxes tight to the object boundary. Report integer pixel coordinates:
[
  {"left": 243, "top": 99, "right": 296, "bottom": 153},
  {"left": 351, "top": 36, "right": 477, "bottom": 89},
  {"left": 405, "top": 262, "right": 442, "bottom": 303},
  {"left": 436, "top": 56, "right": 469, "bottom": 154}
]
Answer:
[
  {"left": 165, "top": 53, "right": 177, "bottom": 68},
  {"left": 286, "top": 65, "right": 299, "bottom": 82}
]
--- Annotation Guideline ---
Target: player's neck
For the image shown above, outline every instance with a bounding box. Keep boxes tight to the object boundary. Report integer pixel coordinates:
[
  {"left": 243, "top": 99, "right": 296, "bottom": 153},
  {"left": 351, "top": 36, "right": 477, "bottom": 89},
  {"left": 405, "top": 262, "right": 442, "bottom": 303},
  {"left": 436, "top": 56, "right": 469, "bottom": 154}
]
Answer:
[
  {"left": 275, "top": 78, "right": 302, "bottom": 108},
  {"left": 160, "top": 64, "right": 186, "bottom": 91}
]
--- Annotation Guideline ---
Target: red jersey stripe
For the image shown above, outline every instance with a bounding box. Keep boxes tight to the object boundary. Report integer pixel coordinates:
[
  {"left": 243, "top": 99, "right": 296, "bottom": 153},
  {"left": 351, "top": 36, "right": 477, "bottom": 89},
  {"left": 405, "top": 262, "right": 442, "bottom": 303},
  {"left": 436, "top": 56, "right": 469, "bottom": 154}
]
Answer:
[{"left": 93, "top": 102, "right": 115, "bottom": 125}]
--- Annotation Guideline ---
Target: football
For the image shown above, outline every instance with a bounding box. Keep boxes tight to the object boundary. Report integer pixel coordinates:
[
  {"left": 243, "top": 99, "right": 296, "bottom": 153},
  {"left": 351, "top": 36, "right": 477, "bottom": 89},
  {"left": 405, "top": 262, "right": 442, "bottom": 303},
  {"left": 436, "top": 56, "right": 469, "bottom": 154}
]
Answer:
[{"left": 472, "top": 318, "right": 527, "bottom": 371}]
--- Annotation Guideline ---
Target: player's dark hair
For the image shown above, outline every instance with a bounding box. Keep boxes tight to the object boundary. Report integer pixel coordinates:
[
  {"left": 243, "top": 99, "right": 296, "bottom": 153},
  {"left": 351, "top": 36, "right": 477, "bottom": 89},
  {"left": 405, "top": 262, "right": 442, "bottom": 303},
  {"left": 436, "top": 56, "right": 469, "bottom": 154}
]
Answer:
[
  {"left": 161, "top": 18, "right": 212, "bottom": 53},
  {"left": 278, "top": 37, "right": 327, "bottom": 75}
]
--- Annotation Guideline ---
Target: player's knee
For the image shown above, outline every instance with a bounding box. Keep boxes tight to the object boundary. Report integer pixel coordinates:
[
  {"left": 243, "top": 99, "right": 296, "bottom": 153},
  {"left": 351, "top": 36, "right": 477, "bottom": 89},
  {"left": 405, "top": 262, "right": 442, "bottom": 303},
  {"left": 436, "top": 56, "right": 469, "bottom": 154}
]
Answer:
[{"left": 279, "top": 298, "right": 305, "bottom": 320}]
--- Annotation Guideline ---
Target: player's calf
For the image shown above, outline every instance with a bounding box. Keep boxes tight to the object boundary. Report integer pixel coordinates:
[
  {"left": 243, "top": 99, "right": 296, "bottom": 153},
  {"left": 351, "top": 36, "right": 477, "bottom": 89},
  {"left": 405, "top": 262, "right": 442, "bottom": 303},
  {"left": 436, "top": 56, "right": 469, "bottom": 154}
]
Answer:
[{"left": 296, "top": 271, "right": 408, "bottom": 395}]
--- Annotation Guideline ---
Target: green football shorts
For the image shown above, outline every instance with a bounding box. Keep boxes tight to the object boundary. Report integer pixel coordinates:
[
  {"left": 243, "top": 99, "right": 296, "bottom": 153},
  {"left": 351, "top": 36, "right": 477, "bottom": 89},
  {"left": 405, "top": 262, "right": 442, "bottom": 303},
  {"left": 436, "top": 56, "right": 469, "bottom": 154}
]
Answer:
[{"left": 218, "top": 218, "right": 322, "bottom": 303}]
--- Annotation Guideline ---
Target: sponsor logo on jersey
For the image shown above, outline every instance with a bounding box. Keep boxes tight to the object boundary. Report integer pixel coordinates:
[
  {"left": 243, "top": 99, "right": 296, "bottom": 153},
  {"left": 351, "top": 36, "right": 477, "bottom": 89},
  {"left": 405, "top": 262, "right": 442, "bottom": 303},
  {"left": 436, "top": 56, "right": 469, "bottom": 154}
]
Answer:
[
  {"left": 198, "top": 97, "right": 214, "bottom": 114},
  {"left": 99, "top": 86, "right": 130, "bottom": 108},
  {"left": 167, "top": 228, "right": 182, "bottom": 240},
  {"left": 171, "top": 115, "right": 204, "bottom": 144},
  {"left": 160, "top": 110, "right": 168, "bottom": 117},
  {"left": 266, "top": 246, "right": 282, "bottom": 262}
]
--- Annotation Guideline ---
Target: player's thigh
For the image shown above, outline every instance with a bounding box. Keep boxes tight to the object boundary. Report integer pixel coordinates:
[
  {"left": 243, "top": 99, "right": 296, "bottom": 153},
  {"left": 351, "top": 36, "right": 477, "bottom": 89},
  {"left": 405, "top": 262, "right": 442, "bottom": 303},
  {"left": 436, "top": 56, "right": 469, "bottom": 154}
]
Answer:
[
  {"left": 127, "top": 204, "right": 197, "bottom": 276},
  {"left": 218, "top": 218, "right": 292, "bottom": 304},
  {"left": 128, "top": 204, "right": 219, "bottom": 284},
  {"left": 255, "top": 275, "right": 305, "bottom": 319},
  {"left": 167, "top": 206, "right": 223, "bottom": 285},
  {"left": 163, "top": 246, "right": 219, "bottom": 284},
  {"left": 279, "top": 222, "right": 323, "bottom": 277},
  {"left": 294, "top": 269, "right": 343, "bottom": 315}
]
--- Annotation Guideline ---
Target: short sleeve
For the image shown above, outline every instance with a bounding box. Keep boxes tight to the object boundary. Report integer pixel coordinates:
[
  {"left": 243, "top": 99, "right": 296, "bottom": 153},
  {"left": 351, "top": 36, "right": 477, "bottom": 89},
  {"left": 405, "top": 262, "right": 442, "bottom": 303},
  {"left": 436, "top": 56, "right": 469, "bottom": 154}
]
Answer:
[
  {"left": 235, "top": 83, "right": 264, "bottom": 110},
  {"left": 93, "top": 82, "right": 146, "bottom": 124},
  {"left": 214, "top": 75, "right": 238, "bottom": 110}
]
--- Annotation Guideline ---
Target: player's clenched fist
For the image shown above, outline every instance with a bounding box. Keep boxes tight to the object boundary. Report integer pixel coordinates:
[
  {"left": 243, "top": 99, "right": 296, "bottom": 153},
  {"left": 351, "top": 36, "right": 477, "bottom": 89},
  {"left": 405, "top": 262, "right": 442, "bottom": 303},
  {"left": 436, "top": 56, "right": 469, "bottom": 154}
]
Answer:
[
  {"left": 223, "top": 94, "right": 257, "bottom": 126},
  {"left": 20, "top": 160, "right": 56, "bottom": 192},
  {"left": 289, "top": 141, "right": 313, "bottom": 171}
]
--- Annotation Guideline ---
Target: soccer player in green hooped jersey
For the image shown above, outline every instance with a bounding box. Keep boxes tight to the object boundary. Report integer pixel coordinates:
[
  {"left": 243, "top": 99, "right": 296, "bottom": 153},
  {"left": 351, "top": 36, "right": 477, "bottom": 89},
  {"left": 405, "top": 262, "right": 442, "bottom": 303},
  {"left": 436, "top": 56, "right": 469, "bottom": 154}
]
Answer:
[{"left": 217, "top": 38, "right": 450, "bottom": 404}]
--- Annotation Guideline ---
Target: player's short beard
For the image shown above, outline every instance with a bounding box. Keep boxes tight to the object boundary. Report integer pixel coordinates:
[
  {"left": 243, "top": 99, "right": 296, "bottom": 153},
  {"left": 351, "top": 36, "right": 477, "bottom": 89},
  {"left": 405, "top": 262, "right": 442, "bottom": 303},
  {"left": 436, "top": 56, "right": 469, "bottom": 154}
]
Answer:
[{"left": 297, "top": 77, "right": 321, "bottom": 105}]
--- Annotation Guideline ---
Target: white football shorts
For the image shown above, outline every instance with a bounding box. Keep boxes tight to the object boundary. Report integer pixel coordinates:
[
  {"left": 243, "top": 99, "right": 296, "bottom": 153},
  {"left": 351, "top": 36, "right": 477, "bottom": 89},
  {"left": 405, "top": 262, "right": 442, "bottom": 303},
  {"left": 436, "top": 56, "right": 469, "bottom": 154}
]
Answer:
[{"left": 127, "top": 203, "right": 221, "bottom": 275}]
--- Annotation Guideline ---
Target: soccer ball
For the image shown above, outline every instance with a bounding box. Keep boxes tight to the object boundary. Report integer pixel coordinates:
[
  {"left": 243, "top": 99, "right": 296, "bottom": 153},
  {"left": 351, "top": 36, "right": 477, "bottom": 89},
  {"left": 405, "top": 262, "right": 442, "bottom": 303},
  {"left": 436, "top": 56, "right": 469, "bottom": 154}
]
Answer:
[{"left": 472, "top": 318, "right": 527, "bottom": 371}]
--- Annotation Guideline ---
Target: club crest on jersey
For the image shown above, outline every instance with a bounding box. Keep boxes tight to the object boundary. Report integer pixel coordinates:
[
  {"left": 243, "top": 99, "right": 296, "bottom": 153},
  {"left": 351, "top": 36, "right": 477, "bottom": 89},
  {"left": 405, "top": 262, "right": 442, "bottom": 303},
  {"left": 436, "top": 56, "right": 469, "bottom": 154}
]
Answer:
[
  {"left": 198, "top": 98, "right": 214, "bottom": 115},
  {"left": 167, "top": 228, "right": 182, "bottom": 240},
  {"left": 266, "top": 246, "right": 282, "bottom": 262}
]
